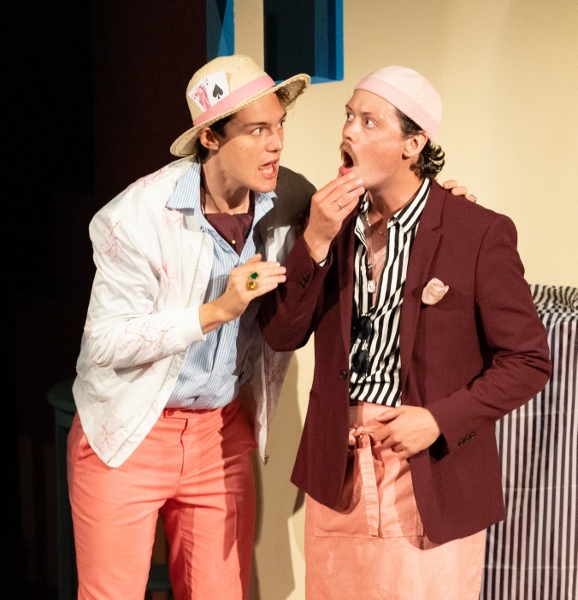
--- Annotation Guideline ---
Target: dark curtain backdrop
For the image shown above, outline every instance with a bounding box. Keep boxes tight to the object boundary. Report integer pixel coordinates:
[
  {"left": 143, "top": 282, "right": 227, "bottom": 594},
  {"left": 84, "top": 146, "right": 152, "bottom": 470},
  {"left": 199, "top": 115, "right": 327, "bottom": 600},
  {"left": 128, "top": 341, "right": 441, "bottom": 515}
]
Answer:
[{"left": 4, "top": 2, "right": 206, "bottom": 595}]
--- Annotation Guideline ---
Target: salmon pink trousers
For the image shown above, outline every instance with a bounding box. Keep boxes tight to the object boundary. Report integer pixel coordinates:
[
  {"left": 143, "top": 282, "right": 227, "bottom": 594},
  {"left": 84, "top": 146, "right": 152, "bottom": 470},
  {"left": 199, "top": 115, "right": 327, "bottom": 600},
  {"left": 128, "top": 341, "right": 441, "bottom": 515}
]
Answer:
[
  {"left": 67, "top": 400, "right": 257, "bottom": 600},
  {"left": 305, "top": 402, "right": 486, "bottom": 600}
]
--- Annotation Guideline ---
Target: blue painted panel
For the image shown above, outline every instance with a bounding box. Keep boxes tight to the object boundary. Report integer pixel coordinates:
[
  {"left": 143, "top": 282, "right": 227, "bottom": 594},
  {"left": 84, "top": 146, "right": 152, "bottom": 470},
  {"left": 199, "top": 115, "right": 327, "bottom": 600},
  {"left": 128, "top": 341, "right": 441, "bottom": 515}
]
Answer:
[
  {"left": 207, "top": 0, "right": 234, "bottom": 59},
  {"left": 264, "top": 0, "right": 343, "bottom": 83},
  {"left": 205, "top": 0, "right": 343, "bottom": 83}
]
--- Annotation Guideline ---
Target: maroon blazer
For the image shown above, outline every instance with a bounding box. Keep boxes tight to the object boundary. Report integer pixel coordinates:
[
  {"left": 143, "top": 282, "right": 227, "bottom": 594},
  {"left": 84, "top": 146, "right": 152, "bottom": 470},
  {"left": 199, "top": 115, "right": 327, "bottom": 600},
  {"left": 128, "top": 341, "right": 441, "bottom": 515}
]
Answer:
[{"left": 260, "top": 180, "right": 551, "bottom": 544}]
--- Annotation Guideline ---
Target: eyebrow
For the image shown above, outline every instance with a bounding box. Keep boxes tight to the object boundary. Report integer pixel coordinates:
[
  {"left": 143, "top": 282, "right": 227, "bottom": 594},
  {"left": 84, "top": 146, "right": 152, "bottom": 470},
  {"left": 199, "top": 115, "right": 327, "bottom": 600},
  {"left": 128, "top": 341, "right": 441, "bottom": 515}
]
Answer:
[
  {"left": 345, "top": 104, "right": 376, "bottom": 118},
  {"left": 241, "top": 111, "right": 287, "bottom": 129}
]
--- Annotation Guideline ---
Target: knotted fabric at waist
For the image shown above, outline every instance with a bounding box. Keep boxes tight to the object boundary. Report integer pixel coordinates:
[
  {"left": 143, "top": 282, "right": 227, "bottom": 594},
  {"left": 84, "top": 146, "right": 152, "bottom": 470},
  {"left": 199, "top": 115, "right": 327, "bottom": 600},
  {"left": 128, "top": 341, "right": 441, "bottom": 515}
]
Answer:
[{"left": 346, "top": 403, "right": 396, "bottom": 536}]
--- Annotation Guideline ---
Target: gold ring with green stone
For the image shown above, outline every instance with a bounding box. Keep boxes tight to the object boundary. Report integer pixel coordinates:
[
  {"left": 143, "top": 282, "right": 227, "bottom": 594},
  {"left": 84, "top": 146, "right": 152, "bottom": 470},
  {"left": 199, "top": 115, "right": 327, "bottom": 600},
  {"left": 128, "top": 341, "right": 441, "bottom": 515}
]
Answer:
[{"left": 246, "top": 271, "right": 259, "bottom": 291}]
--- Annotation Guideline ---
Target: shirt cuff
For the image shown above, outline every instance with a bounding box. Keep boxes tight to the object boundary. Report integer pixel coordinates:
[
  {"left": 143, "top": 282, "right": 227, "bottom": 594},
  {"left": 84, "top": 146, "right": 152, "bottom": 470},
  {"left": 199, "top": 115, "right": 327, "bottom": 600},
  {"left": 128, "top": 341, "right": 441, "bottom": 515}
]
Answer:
[{"left": 175, "top": 305, "right": 206, "bottom": 346}]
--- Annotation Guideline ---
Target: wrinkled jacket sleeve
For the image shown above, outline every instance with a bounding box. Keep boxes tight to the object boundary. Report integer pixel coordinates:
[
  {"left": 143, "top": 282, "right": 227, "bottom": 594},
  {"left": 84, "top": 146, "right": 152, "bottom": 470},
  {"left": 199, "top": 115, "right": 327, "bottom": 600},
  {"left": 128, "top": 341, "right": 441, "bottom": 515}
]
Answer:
[
  {"left": 260, "top": 233, "right": 332, "bottom": 351},
  {"left": 84, "top": 208, "right": 205, "bottom": 369},
  {"left": 426, "top": 214, "right": 552, "bottom": 453}
]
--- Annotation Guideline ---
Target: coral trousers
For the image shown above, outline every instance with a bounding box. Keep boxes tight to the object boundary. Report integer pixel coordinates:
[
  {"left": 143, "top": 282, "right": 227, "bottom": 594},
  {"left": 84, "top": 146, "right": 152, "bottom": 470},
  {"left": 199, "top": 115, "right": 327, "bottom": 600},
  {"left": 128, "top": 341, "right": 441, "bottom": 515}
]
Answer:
[{"left": 67, "top": 400, "right": 257, "bottom": 600}]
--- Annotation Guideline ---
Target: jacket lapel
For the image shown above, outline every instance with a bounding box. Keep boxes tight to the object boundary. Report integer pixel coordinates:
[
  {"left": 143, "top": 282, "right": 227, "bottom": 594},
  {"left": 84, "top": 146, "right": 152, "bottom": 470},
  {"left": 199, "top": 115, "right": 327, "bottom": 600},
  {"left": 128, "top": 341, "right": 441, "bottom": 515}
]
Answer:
[
  {"left": 399, "top": 182, "right": 445, "bottom": 392},
  {"left": 338, "top": 211, "right": 359, "bottom": 357},
  {"left": 182, "top": 213, "right": 213, "bottom": 306}
]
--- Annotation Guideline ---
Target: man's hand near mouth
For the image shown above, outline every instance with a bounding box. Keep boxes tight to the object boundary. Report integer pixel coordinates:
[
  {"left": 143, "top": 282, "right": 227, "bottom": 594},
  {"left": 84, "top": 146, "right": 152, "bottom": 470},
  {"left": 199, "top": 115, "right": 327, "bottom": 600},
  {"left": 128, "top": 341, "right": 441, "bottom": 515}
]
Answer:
[{"left": 303, "top": 172, "right": 366, "bottom": 263}]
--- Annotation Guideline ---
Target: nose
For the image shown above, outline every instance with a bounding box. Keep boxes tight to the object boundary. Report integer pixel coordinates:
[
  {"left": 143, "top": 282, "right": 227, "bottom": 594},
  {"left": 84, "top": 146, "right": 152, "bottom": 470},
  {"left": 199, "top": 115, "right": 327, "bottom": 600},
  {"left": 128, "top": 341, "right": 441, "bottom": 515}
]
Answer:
[
  {"left": 342, "top": 119, "right": 356, "bottom": 141},
  {"left": 267, "top": 129, "right": 284, "bottom": 153}
]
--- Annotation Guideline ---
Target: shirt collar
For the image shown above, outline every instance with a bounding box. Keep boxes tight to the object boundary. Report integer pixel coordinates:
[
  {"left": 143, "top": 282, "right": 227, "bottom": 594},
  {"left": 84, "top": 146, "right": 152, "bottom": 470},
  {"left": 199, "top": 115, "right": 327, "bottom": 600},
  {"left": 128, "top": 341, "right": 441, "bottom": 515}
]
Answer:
[
  {"left": 394, "top": 178, "right": 431, "bottom": 233},
  {"left": 357, "top": 178, "right": 431, "bottom": 236},
  {"left": 166, "top": 160, "right": 276, "bottom": 217}
]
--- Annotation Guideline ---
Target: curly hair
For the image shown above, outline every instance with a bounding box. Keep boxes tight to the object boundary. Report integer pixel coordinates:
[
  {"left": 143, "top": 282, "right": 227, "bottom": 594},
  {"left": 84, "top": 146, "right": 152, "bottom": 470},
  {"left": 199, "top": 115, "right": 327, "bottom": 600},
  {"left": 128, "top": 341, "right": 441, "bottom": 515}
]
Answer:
[
  {"left": 194, "top": 88, "right": 291, "bottom": 161},
  {"left": 395, "top": 108, "right": 445, "bottom": 179}
]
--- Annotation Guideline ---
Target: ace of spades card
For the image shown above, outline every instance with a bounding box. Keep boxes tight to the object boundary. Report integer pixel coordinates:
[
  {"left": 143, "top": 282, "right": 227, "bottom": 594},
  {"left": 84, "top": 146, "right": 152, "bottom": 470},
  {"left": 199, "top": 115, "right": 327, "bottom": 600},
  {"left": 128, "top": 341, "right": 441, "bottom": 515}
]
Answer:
[{"left": 189, "top": 71, "right": 231, "bottom": 113}]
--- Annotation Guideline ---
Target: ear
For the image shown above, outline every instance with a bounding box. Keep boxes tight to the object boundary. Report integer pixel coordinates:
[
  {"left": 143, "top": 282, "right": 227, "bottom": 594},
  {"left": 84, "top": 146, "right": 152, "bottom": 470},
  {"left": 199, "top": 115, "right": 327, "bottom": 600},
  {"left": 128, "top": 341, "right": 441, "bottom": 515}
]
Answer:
[
  {"left": 198, "top": 127, "right": 221, "bottom": 153},
  {"left": 402, "top": 131, "right": 428, "bottom": 159}
]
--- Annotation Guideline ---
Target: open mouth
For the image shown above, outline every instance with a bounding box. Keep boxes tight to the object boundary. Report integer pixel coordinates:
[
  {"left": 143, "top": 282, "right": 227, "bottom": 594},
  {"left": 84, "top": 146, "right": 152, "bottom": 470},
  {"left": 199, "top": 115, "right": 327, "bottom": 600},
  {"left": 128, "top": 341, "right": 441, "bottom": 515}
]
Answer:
[
  {"left": 338, "top": 148, "right": 355, "bottom": 176},
  {"left": 343, "top": 150, "right": 354, "bottom": 168},
  {"left": 259, "top": 161, "right": 278, "bottom": 178}
]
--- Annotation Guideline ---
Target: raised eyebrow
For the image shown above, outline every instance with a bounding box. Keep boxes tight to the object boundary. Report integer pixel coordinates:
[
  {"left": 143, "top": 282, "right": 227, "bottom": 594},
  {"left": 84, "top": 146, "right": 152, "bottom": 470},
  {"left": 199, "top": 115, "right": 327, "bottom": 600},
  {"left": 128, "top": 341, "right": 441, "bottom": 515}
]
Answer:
[
  {"left": 345, "top": 105, "right": 377, "bottom": 120},
  {"left": 244, "top": 111, "right": 287, "bottom": 129}
]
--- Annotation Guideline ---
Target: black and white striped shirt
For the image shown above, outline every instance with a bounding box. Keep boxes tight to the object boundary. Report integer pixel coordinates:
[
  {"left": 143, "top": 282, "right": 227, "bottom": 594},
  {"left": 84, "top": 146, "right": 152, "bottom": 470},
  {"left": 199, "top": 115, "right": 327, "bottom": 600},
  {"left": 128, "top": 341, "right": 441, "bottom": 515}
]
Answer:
[{"left": 349, "top": 178, "right": 431, "bottom": 405}]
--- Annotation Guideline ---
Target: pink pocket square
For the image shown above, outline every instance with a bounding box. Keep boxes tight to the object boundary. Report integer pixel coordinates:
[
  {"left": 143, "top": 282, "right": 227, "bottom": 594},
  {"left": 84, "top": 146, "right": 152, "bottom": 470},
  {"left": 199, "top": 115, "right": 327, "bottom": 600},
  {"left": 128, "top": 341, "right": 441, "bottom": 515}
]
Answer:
[{"left": 421, "top": 278, "right": 449, "bottom": 305}]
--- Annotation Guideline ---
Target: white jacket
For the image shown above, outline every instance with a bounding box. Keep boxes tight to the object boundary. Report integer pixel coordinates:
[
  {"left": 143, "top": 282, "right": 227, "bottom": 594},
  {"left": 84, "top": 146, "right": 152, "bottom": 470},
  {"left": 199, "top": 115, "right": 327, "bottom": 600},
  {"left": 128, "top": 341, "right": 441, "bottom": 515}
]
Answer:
[{"left": 73, "top": 157, "right": 314, "bottom": 467}]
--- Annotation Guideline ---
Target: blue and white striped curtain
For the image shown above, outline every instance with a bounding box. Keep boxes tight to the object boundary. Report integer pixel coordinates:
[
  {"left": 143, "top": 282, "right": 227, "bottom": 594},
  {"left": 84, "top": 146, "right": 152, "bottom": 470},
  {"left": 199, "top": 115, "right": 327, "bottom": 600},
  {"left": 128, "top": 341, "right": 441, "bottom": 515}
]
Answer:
[{"left": 481, "top": 285, "right": 578, "bottom": 600}]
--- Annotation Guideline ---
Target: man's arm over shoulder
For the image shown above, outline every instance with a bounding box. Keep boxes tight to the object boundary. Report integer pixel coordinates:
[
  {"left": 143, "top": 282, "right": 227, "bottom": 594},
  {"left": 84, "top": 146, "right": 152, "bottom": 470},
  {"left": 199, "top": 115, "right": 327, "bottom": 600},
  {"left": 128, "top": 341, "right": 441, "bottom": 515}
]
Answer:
[{"left": 427, "top": 212, "right": 552, "bottom": 453}]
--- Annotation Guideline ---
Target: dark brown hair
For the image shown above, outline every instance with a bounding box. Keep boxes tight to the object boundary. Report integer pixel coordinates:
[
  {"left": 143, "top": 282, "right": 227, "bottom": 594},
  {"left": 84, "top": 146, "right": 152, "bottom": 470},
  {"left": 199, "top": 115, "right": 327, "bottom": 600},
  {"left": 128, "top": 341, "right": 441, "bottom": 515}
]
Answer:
[{"left": 395, "top": 108, "right": 445, "bottom": 179}]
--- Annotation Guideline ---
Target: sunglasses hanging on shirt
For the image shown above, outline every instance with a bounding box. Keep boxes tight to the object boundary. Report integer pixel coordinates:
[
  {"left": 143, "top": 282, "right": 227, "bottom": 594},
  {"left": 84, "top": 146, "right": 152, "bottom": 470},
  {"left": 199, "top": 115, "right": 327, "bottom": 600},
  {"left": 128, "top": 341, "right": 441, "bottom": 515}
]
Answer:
[{"left": 351, "top": 315, "right": 372, "bottom": 376}]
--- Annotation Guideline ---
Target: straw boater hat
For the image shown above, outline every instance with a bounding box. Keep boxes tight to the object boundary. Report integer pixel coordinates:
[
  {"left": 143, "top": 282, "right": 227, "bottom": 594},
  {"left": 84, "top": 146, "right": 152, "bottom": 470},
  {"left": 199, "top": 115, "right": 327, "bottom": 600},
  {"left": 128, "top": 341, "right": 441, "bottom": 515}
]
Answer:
[{"left": 170, "top": 54, "right": 310, "bottom": 157}]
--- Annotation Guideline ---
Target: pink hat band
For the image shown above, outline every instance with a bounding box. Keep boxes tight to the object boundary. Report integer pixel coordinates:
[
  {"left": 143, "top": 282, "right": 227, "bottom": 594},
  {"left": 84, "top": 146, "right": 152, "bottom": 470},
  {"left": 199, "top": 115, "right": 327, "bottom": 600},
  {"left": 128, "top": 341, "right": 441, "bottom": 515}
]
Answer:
[
  {"left": 193, "top": 74, "right": 276, "bottom": 127},
  {"left": 355, "top": 67, "right": 441, "bottom": 140}
]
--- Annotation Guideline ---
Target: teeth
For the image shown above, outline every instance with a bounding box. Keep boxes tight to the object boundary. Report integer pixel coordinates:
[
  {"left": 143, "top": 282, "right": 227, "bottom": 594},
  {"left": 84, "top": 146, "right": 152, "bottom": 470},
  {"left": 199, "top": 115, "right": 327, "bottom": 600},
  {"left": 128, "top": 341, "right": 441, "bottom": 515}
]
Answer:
[{"left": 260, "top": 164, "right": 274, "bottom": 175}]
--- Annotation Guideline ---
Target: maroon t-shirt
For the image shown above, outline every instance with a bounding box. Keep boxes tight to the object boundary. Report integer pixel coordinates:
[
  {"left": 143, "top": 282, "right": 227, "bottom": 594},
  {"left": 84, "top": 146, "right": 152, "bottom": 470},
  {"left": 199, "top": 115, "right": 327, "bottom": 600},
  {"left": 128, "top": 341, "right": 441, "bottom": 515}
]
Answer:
[{"left": 205, "top": 211, "right": 254, "bottom": 255}]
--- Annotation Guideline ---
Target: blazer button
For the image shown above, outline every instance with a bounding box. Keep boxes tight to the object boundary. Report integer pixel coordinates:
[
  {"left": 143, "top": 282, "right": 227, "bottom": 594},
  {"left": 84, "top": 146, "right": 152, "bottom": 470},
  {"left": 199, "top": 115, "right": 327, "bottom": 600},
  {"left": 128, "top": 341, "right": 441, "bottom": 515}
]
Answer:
[
  {"left": 339, "top": 369, "right": 348, "bottom": 379},
  {"left": 299, "top": 271, "right": 311, "bottom": 288}
]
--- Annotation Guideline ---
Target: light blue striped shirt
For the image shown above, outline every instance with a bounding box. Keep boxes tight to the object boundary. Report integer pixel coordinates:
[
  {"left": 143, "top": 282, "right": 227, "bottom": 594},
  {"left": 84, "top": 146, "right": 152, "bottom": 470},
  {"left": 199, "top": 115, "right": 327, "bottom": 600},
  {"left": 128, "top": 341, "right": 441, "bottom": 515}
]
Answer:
[{"left": 165, "top": 161, "right": 275, "bottom": 409}]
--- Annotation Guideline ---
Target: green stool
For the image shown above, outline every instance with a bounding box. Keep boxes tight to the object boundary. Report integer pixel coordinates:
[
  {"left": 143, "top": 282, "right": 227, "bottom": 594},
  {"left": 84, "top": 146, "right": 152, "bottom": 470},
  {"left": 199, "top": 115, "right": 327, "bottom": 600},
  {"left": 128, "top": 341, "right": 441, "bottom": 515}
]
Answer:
[{"left": 47, "top": 379, "right": 172, "bottom": 599}]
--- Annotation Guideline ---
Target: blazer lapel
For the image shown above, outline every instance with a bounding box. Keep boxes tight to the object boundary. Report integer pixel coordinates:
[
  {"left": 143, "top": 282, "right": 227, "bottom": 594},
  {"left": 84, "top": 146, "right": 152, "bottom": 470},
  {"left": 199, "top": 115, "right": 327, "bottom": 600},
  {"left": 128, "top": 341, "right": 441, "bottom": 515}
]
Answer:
[
  {"left": 182, "top": 213, "right": 213, "bottom": 306},
  {"left": 399, "top": 183, "right": 445, "bottom": 392},
  {"left": 338, "top": 211, "right": 358, "bottom": 357}
]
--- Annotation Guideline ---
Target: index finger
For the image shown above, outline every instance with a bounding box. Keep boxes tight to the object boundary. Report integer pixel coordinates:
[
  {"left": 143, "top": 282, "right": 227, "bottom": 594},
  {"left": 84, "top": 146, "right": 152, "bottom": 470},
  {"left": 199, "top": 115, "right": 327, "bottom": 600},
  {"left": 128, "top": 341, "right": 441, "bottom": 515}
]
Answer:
[
  {"left": 326, "top": 178, "right": 365, "bottom": 214},
  {"left": 374, "top": 408, "right": 400, "bottom": 424},
  {"left": 316, "top": 172, "right": 364, "bottom": 201}
]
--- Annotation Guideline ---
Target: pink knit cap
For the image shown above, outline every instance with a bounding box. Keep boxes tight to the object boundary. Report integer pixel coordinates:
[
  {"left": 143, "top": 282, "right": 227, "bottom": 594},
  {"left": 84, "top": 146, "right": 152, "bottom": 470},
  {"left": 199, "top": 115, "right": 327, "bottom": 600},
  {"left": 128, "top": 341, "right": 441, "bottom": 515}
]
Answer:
[{"left": 355, "top": 66, "right": 442, "bottom": 140}]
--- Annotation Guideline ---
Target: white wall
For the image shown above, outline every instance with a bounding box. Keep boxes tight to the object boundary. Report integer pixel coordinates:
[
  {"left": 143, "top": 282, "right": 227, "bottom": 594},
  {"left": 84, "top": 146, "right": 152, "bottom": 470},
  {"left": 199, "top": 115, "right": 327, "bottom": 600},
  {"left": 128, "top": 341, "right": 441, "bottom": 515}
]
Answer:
[{"left": 237, "top": 1, "right": 578, "bottom": 597}]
